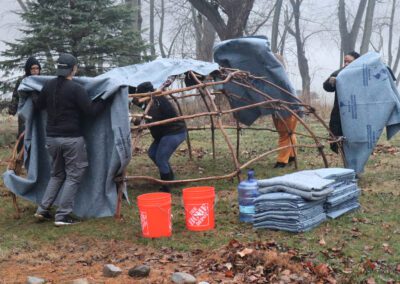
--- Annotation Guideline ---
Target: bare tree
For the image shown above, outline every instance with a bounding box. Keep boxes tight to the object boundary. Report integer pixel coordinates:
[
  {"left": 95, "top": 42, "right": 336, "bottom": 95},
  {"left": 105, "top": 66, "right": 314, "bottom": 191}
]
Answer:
[
  {"left": 16, "top": 0, "right": 28, "bottom": 12},
  {"left": 271, "top": 0, "right": 284, "bottom": 53},
  {"left": 338, "top": 0, "right": 368, "bottom": 55},
  {"left": 360, "top": 0, "right": 376, "bottom": 54},
  {"left": 149, "top": 0, "right": 156, "bottom": 57},
  {"left": 191, "top": 7, "right": 216, "bottom": 62},
  {"left": 188, "top": 0, "right": 255, "bottom": 40},
  {"left": 158, "top": 0, "right": 167, "bottom": 57},
  {"left": 126, "top": 0, "right": 143, "bottom": 32},
  {"left": 287, "top": 0, "right": 311, "bottom": 105}
]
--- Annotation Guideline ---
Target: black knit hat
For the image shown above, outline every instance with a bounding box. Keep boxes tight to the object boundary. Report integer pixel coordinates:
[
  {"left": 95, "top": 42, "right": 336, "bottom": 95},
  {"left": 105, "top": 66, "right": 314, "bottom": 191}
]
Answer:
[
  {"left": 136, "top": 81, "right": 154, "bottom": 93},
  {"left": 346, "top": 51, "right": 360, "bottom": 59},
  {"left": 24, "top": 57, "right": 41, "bottom": 76}
]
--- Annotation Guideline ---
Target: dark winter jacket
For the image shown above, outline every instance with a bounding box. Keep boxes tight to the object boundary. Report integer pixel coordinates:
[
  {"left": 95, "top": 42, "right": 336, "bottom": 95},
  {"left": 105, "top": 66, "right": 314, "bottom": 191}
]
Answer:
[
  {"left": 34, "top": 77, "right": 106, "bottom": 137},
  {"left": 146, "top": 96, "right": 186, "bottom": 141},
  {"left": 8, "top": 57, "right": 42, "bottom": 116},
  {"left": 323, "top": 68, "right": 343, "bottom": 137}
]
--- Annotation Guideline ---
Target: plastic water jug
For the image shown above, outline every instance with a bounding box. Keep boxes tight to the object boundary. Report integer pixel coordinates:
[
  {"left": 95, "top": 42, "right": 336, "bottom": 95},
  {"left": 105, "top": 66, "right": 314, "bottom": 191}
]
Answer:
[{"left": 237, "top": 169, "right": 259, "bottom": 223}]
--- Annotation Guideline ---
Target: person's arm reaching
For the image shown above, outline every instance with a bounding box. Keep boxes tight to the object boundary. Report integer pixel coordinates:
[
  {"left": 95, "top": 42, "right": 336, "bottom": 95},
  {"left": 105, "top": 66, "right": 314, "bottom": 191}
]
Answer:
[{"left": 74, "top": 85, "right": 108, "bottom": 116}]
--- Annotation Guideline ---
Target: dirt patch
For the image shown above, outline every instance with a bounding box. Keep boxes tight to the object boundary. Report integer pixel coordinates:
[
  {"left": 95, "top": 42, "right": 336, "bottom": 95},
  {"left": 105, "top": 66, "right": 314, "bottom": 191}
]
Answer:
[{"left": 0, "top": 237, "right": 337, "bottom": 283}]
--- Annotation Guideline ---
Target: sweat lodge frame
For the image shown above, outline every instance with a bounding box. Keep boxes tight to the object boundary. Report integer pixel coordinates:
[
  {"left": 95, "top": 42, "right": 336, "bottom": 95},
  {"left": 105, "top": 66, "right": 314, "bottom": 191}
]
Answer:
[{"left": 8, "top": 67, "right": 345, "bottom": 219}]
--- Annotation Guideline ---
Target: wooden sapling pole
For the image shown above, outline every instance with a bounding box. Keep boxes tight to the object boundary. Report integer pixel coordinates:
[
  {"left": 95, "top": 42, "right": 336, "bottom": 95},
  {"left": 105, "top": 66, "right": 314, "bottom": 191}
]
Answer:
[
  {"left": 170, "top": 94, "right": 193, "bottom": 160},
  {"left": 236, "top": 119, "right": 240, "bottom": 160},
  {"left": 7, "top": 132, "right": 25, "bottom": 219},
  {"left": 189, "top": 72, "right": 216, "bottom": 160},
  {"left": 233, "top": 79, "right": 329, "bottom": 167},
  {"left": 199, "top": 87, "right": 241, "bottom": 181}
]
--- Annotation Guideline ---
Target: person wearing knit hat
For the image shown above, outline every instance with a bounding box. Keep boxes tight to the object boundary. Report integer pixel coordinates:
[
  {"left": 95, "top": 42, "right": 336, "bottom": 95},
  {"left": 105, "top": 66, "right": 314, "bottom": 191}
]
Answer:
[
  {"left": 323, "top": 51, "right": 360, "bottom": 153},
  {"left": 133, "top": 81, "right": 187, "bottom": 193},
  {"left": 8, "top": 56, "right": 42, "bottom": 151}
]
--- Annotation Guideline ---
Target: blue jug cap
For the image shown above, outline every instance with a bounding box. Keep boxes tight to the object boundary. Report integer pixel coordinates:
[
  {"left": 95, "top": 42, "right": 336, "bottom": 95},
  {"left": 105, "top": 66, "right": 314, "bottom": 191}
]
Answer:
[{"left": 247, "top": 169, "right": 255, "bottom": 180}]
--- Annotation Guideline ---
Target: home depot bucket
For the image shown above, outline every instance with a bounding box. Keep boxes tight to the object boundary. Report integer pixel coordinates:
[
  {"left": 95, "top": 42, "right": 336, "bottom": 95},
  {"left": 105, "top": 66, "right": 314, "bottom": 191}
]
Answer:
[
  {"left": 137, "top": 192, "right": 172, "bottom": 238},
  {"left": 182, "top": 186, "right": 215, "bottom": 231}
]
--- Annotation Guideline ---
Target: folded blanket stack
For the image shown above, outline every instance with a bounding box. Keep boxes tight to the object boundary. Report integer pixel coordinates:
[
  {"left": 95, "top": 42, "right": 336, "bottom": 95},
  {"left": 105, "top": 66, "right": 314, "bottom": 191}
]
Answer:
[
  {"left": 258, "top": 171, "right": 336, "bottom": 200},
  {"left": 315, "top": 168, "right": 361, "bottom": 219},
  {"left": 253, "top": 192, "right": 326, "bottom": 232},
  {"left": 254, "top": 168, "right": 361, "bottom": 232}
]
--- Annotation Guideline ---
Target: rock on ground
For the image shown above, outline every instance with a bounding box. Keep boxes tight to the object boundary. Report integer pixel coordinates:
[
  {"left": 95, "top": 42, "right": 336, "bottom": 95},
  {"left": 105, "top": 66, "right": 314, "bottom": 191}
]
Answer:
[
  {"left": 26, "top": 276, "right": 46, "bottom": 284},
  {"left": 103, "top": 264, "right": 122, "bottom": 277},
  {"left": 128, "top": 264, "right": 151, "bottom": 278},
  {"left": 69, "top": 278, "right": 90, "bottom": 284},
  {"left": 171, "top": 272, "right": 197, "bottom": 284}
]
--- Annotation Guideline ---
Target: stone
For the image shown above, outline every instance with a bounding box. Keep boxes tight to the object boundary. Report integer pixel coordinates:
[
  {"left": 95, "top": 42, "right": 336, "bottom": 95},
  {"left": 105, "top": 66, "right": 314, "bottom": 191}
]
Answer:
[
  {"left": 103, "top": 264, "right": 122, "bottom": 277},
  {"left": 198, "top": 282, "right": 210, "bottom": 284},
  {"left": 26, "top": 276, "right": 46, "bottom": 284},
  {"left": 171, "top": 272, "right": 197, "bottom": 284},
  {"left": 128, "top": 265, "right": 151, "bottom": 278},
  {"left": 70, "top": 278, "right": 90, "bottom": 284}
]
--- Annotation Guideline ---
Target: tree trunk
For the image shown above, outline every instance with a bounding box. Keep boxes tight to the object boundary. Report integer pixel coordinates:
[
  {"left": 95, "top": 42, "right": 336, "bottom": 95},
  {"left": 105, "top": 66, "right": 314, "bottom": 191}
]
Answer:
[
  {"left": 288, "top": 0, "right": 311, "bottom": 105},
  {"left": 338, "top": 0, "right": 368, "bottom": 54},
  {"left": 360, "top": 0, "right": 376, "bottom": 54},
  {"left": 125, "top": 0, "right": 142, "bottom": 32},
  {"left": 271, "top": 0, "right": 284, "bottom": 53},
  {"left": 192, "top": 6, "right": 216, "bottom": 62},
  {"left": 388, "top": 0, "right": 396, "bottom": 66},
  {"left": 158, "top": 0, "right": 166, "bottom": 58},
  {"left": 188, "top": 0, "right": 255, "bottom": 40},
  {"left": 149, "top": 0, "right": 155, "bottom": 57}
]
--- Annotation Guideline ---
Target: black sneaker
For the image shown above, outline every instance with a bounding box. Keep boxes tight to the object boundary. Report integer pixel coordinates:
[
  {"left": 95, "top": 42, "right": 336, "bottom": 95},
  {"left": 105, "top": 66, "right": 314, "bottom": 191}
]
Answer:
[
  {"left": 34, "top": 211, "right": 53, "bottom": 221},
  {"left": 54, "top": 215, "right": 80, "bottom": 226},
  {"left": 274, "top": 162, "right": 287, "bottom": 168}
]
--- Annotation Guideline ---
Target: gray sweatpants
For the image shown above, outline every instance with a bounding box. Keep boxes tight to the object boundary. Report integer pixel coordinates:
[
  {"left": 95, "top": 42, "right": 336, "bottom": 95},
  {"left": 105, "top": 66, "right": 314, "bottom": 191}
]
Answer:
[{"left": 37, "top": 136, "right": 88, "bottom": 221}]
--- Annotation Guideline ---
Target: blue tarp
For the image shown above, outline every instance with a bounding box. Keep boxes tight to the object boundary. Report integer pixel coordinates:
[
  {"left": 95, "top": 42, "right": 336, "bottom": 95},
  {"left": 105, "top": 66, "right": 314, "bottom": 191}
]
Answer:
[
  {"left": 2, "top": 58, "right": 219, "bottom": 218},
  {"left": 213, "top": 36, "right": 300, "bottom": 125},
  {"left": 336, "top": 52, "right": 400, "bottom": 173}
]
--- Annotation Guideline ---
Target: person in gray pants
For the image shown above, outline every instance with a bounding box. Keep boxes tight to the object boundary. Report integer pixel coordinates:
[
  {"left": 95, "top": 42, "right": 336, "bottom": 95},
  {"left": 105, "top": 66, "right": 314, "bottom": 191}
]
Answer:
[{"left": 33, "top": 53, "right": 107, "bottom": 226}]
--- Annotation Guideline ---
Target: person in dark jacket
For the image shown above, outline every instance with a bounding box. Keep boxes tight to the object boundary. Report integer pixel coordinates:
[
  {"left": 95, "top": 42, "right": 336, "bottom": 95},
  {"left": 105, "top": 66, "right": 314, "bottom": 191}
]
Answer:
[
  {"left": 323, "top": 51, "right": 360, "bottom": 153},
  {"left": 8, "top": 57, "right": 41, "bottom": 150},
  {"left": 134, "top": 81, "right": 187, "bottom": 193},
  {"left": 33, "top": 53, "right": 107, "bottom": 226}
]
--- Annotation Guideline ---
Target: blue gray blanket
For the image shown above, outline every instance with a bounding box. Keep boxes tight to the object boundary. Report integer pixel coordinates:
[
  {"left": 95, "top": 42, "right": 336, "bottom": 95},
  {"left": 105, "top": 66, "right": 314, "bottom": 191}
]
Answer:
[
  {"left": 213, "top": 36, "right": 300, "bottom": 125},
  {"left": 336, "top": 52, "right": 400, "bottom": 173},
  {"left": 2, "top": 58, "right": 218, "bottom": 218}
]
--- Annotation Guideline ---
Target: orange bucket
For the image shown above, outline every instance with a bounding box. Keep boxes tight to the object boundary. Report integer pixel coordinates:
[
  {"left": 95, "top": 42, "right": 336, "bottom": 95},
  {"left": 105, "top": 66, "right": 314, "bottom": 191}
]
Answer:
[
  {"left": 137, "top": 192, "right": 172, "bottom": 238},
  {"left": 182, "top": 186, "right": 215, "bottom": 231}
]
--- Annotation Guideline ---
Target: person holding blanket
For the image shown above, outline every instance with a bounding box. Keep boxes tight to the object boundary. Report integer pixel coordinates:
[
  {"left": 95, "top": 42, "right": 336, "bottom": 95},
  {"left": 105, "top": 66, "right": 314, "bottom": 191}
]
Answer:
[
  {"left": 33, "top": 53, "right": 107, "bottom": 226},
  {"left": 323, "top": 51, "right": 360, "bottom": 153}
]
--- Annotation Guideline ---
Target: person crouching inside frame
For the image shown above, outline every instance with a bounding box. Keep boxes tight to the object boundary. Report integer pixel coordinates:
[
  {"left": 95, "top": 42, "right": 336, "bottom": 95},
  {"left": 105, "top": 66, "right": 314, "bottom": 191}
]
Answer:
[{"left": 133, "top": 81, "right": 187, "bottom": 193}]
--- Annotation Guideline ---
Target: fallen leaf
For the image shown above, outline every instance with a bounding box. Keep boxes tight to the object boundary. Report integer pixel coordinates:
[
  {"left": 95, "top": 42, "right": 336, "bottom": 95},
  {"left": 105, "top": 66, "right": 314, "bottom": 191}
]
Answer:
[
  {"left": 228, "top": 239, "right": 241, "bottom": 248},
  {"left": 319, "top": 237, "right": 326, "bottom": 246},
  {"left": 281, "top": 269, "right": 291, "bottom": 276},
  {"left": 364, "top": 245, "right": 373, "bottom": 251},
  {"left": 225, "top": 262, "right": 233, "bottom": 270},
  {"left": 396, "top": 264, "right": 400, "bottom": 272},
  {"left": 382, "top": 243, "right": 393, "bottom": 254},
  {"left": 363, "top": 259, "right": 376, "bottom": 271},
  {"left": 365, "top": 277, "right": 376, "bottom": 284},
  {"left": 237, "top": 248, "right": 254, "bottom": 258},
  {"left": 314, "top": 263, "right": 329, "bottom": 277},
  {"left": 326, "top": 276, "right": 337, "bottom": 284},
  {"left": 225, "top": 270, "right": 234, "bottom": 278}
]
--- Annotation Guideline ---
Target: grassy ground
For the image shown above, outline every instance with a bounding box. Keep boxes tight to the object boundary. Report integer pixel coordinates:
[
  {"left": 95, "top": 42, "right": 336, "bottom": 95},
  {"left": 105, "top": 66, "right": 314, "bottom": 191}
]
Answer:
[{"left": 0, "top": 116, "right": 399, "bottom": 283}]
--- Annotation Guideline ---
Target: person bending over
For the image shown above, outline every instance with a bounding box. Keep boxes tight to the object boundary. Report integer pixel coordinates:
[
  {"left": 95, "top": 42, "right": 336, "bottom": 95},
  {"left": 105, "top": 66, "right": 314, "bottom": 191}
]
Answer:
[{"left": 134, "top": 81, "right": 187, "bottom": 193}]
